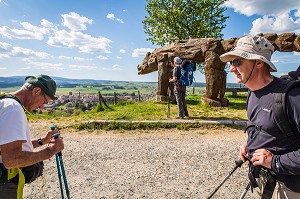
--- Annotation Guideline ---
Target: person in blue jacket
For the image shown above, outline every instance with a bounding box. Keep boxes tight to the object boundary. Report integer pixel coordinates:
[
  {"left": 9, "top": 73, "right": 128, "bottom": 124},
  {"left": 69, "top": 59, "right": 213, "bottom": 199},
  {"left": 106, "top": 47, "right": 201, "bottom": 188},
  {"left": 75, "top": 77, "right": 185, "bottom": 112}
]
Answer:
[{"left": 220, "top": 35, "right": 300, "bottom": 199}]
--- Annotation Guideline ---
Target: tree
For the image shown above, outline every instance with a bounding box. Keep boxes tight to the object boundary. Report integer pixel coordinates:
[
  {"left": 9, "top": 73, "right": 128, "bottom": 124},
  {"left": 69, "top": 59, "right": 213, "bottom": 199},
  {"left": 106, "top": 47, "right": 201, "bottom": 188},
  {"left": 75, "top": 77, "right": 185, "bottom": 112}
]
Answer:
[{"left": 143, "top": 0, "right": 229, "bottom": 46}]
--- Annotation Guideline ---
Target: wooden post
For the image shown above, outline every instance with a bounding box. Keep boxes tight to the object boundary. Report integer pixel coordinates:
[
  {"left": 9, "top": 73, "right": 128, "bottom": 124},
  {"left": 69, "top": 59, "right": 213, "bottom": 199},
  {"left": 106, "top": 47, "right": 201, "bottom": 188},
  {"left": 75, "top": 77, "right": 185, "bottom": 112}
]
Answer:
[
  {"left": 114, "top": 92, "right": 117, "bottom": 104},
  {"left": 98, "top": 91, "right": 102, "bottom": 108},
  {"left": 99, "top": 92, "right": 110, "bottom": 109},
  {"left": 138, "top": 90, "right": 141, "bottom": 102}
]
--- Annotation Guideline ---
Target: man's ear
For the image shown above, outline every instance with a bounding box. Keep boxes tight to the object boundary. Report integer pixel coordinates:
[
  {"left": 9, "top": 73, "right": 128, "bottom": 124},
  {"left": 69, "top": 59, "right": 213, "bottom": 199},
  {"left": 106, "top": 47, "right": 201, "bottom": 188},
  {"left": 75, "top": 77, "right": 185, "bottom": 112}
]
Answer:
[
  {"left": 32, "top": 87, "right": 42, "bottom": 96},
  {"left": 256, "top": 60, "right": 265, "bottom": 69}
]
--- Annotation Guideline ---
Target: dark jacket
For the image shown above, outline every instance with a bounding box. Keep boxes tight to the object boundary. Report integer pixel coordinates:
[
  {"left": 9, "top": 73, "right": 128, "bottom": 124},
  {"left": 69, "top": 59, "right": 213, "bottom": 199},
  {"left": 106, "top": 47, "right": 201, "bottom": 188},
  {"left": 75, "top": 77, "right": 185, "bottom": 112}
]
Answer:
[{"left": 247, "top": 77, "right": 300, "bottom": 192}]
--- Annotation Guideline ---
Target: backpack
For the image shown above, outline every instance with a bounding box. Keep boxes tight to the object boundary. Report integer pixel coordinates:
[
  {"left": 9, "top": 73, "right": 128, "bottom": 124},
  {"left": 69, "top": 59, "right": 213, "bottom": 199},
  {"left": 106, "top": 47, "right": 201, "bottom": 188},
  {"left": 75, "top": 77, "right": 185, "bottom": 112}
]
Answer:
[
  {"left": 246, "top": 66, "right": 300, "bottom": 137},
  {"left": 273, "top": 66, "right": 300, "bottom": 136},
  {"left": 178, "top": 60, "right": 196, "bottom": 86}
]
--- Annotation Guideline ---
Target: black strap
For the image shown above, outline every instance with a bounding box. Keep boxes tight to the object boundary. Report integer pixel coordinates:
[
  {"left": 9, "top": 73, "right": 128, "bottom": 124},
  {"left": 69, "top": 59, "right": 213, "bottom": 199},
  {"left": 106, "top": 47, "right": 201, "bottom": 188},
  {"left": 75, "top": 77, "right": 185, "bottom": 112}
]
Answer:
[
  {"left": 272, "top": 80, "right": 300, "bottom": 137},
  {"left": 0, "top": 93, "right": 24, "bottom": 111},
  {"left": 248, "top": 163, "right": 276, "bottom": 199},
  {"left": 260, "top": 169, "right": 276, "bottom": 199},
  {"left": 0, "top": 163, "right": 8, "bottom": 183}
]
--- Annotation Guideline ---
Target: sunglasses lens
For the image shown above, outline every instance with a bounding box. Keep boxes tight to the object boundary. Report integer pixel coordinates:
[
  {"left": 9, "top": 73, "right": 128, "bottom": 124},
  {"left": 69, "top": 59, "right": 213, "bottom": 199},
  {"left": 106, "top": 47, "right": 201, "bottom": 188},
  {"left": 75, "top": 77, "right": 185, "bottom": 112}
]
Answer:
[{"left": 230, "top": 59, "right": 241, "bottom": 67}]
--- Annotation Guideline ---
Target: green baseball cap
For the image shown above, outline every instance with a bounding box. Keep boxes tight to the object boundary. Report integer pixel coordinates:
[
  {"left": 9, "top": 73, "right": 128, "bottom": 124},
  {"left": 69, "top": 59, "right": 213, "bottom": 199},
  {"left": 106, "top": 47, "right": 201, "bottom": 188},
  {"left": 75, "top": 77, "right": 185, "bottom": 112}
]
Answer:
[{"left": 25, "top": 75, "right": 57, "bottom": 100}]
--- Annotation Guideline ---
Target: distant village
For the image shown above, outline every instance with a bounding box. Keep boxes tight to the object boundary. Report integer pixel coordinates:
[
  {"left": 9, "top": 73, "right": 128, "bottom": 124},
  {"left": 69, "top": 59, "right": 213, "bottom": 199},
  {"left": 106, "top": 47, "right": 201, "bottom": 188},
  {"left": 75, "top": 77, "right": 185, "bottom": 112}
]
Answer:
[{"left": 42, "top": 91, "right": 156, "bottom": 115}]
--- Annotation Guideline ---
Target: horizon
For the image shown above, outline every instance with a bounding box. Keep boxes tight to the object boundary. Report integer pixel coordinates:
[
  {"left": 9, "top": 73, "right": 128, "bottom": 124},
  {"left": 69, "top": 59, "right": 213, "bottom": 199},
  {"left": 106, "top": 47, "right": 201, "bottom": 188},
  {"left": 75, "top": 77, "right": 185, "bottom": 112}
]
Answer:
[
  {"left": 0, "top": 75, "right": 246, "bottom": 86},
  {"left": 0, "top": 0, "right": 300, "bottom": 83}
]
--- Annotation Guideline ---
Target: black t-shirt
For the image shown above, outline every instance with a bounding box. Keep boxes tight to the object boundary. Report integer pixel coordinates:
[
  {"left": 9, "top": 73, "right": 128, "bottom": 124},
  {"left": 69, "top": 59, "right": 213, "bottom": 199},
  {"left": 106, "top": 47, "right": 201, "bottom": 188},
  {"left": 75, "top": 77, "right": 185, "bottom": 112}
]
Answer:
[{"left": 247, "top": 76, "right": 300, "bottom": 176}]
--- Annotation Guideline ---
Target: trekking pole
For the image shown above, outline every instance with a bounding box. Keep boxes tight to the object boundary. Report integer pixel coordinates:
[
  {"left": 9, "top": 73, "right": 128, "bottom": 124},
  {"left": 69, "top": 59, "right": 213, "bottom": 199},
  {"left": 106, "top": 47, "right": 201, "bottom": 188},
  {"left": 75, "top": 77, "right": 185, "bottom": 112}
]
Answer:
[
  {"left": 55, "top": 151, "right": 64, "bottom": 199},
  {"left": 239, "top": 181, "right": 251, "bottom": 199},
  {"left": 207, "top": 159, "right": 244, "bottom": 199},
  {"left": 167, "top": 83, "right": 171, "bottom": 118},
  {"left": 50, "top": 126, "right": 70, "bottom": 199}
]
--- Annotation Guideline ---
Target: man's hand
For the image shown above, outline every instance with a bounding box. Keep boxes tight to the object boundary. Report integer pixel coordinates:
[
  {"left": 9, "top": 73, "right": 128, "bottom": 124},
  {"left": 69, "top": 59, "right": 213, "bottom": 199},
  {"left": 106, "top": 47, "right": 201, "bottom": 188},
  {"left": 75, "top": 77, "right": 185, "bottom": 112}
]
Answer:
[
  {"left": 43, "top": 128, "right": 59, "bottom": 144},
  {"left": 48, "top": 136, "right": 64, "bottom": 156},
  {"left": 251, "top": 148, "right": 274, "bottom": 169},
  {"left": 239, "top": 143, "right": 249, "bottom": 162}
]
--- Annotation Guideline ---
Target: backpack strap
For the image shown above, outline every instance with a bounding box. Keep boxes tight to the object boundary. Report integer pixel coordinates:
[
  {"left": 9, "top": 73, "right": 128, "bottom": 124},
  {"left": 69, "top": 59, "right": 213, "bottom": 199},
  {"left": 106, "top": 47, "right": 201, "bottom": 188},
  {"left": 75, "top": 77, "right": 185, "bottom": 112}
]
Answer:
[
  {"left": 273, "top": 80, "right": 300, "bottom": 136},
  {"left": 174, "top": 66, "right": 181, "bottom": 85},
  {"left": 246, "top": 89, "right": 252, "bottom": 111},
  {"left": 0, "top": 93, "right": 27, "bottom": 114},
  {"left": 0, "top": 93, "right": 22, "bottom": 106}
]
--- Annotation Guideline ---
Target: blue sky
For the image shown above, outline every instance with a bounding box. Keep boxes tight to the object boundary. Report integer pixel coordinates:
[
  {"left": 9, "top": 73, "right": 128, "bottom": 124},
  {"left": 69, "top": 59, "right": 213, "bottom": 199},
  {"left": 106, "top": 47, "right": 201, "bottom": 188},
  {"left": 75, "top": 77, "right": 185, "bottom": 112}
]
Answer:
[{"left": 0, "top": 0, "right": 300, "bottom": 83}]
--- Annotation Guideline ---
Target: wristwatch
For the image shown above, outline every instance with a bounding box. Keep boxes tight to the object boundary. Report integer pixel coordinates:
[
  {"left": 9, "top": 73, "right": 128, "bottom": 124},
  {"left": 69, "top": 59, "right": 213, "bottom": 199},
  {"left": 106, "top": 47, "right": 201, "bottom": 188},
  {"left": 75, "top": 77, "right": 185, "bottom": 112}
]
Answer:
[{"left": 38, "top": 138, "right": 43, "bottom": 146}]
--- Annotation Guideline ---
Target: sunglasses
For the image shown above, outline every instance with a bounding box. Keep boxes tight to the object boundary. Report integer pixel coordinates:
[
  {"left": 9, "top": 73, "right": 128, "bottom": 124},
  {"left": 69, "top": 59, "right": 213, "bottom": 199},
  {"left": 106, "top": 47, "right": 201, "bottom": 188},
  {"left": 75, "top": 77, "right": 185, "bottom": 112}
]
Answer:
[
  {"left": 229, "top": 58, "right": 243, "bottom": 67},
  {"left": 42, "top": 93, "right": 49, "bottom": 104}
]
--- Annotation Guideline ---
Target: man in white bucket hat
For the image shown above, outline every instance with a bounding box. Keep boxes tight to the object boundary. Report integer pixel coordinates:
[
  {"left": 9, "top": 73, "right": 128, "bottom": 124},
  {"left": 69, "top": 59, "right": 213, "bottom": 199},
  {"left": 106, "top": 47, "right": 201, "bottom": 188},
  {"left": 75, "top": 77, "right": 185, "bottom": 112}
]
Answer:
[{"left": 220, "top": 35, "right": 300, "bottom": 198}]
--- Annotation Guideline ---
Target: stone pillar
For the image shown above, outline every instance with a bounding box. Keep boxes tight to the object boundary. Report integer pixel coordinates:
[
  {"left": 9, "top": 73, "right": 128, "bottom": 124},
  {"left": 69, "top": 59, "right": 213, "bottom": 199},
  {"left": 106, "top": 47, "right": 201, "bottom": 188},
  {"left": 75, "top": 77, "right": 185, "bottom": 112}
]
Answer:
[
  {"left": 201, "top": 51, "right": 227, "bottom": 107},
  {"left": 156, "top": 62, "right": 172, "bottom": 101}
]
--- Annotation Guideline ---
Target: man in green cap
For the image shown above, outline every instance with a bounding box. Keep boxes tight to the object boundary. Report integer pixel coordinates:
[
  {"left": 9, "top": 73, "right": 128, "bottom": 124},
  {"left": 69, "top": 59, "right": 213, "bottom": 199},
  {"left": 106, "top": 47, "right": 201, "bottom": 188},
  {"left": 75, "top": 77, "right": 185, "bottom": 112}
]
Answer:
[{"left": 0, "top": 75, "right": 64, "bottom": 199}]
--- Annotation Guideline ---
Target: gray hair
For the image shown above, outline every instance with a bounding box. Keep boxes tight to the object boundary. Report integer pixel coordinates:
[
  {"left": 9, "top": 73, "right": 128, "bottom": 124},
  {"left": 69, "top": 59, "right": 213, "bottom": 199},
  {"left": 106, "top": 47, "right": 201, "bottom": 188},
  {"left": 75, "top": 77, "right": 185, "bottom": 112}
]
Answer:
[
  {"left": 21, "top": 83, "right": 46, "bottom": 96},
  {"left": 21, "top": 83, "right": 36, "bottom": 91}
]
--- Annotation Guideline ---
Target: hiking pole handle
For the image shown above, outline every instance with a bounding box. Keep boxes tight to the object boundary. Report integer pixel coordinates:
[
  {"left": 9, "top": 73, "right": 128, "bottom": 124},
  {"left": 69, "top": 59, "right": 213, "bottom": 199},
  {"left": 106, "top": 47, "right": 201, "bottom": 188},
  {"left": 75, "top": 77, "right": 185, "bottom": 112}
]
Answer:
[
  {"left": 207, "top": 159, "right": 244, "bottom": 199},
  {"left": 50, "top": 125, "right": 56, "bottom": 130},
  {"left": 53, "top": 133, "right": 62, "bottom": 156},
  {"left": 50, "top": 126, "right": 62, "bottom": 156}
]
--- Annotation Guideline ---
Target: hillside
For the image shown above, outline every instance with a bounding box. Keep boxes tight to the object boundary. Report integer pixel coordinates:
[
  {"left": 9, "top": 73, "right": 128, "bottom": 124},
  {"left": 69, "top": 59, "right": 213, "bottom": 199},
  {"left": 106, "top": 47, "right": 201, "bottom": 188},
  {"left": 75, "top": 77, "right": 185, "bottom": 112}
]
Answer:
[
  {"left": 0, "top": 76, "right": 243, "bottom": 88},
  {"left": 0, "top": 76, "right": 156, "bottom": 88}
]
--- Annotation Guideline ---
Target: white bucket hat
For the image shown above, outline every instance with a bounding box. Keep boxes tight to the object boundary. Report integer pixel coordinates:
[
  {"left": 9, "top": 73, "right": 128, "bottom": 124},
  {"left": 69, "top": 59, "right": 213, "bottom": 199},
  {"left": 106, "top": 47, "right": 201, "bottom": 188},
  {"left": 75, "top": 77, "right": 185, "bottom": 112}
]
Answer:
[{"left": 220, "top": 35, "right": 277, "bottom": 72}]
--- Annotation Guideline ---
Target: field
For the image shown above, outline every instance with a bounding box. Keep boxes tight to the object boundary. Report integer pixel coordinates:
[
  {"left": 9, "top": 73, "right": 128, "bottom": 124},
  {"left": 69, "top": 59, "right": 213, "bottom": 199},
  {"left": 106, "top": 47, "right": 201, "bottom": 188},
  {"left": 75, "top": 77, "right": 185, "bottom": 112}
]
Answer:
[{"left": 1, "top": 82, "right": 248, "bottom": 130}]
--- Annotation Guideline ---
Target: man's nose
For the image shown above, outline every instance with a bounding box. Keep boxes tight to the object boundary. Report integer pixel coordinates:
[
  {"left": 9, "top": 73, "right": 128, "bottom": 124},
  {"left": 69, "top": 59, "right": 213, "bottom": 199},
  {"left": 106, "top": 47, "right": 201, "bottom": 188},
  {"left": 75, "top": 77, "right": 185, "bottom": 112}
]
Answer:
[{"left": 229, "top": 65, "right": 236, "bottom": 72}]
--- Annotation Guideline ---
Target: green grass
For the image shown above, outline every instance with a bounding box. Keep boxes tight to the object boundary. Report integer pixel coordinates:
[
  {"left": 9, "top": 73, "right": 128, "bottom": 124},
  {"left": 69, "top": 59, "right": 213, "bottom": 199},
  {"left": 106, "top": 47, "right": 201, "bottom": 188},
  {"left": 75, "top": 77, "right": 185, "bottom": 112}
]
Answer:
[
  {"left": 28, "top": 93, "right": 247, "bottom": 125},
  {"left": 10, "top": 82, "right": 248, "bottom": 130}
]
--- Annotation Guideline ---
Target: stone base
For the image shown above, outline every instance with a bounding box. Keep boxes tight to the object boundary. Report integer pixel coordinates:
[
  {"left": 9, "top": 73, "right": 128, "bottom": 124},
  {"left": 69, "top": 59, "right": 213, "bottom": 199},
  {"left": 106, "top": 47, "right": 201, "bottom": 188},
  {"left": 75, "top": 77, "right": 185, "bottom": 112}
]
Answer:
[
  {"left": 156, "top": 95, "right": 176, "bottom": 102},
  {"left": 219, "top": 98, "right": 229, "bottom": 107},
  {"left": 201, "top": 97, "right": 229, "bottom": 107}
]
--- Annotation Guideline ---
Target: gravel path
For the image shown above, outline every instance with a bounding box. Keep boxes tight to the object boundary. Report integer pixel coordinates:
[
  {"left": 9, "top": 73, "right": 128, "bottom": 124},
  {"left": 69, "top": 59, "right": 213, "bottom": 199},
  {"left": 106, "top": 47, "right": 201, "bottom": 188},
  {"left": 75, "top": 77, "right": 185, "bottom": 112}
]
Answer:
[{"left": 23, "top": 123, "right": 256, "bottom": 199}]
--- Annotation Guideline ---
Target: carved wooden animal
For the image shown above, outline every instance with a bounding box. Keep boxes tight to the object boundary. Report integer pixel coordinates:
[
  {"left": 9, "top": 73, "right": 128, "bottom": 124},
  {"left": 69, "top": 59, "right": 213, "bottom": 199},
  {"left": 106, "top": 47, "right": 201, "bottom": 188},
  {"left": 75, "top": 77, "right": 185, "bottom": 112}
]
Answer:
[{"left": 137, "top": 33, "right": 300, "bottom": 106}]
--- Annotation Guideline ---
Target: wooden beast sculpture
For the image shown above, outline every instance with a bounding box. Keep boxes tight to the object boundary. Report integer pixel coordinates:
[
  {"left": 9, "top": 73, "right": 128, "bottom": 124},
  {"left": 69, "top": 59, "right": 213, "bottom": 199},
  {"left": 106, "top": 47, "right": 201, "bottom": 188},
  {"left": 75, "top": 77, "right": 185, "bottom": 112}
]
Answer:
[{"left": 137, "top": 33, "right": 300, "bottom": 106}]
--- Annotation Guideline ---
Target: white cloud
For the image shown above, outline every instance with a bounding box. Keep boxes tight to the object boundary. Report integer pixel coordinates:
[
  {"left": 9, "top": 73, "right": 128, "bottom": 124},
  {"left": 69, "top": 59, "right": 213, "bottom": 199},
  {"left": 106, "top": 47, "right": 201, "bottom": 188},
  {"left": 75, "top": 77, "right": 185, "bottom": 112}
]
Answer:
[
  {"left": 47, "top": 29, "right": 112, "bottom": 53},
  {"left": 22, "top": 66, "right": 31, "bottom": 70},
  {"left": 26, "top": 61, "right": 64, "bottom": 70},
  {"left": 112, "top": 64, "right": 122, "bottom": 70},
  {"left": 69, "top": 64, "right": 97, "bottom": 70},
  {"left": 58, "top": 56, "right": 72, "bottom": 60},
  {"left": 0, "top": 0, "right": 7, "bottom": 6},
  {"left": 0, "top": 67, "right": 7, "bottom": 70},
  {"left": 116, "top": 56, "right": 121, "bottom": 59},
  {"left": 0, "top": 20, "right": 54, "bottom": 40},
  {"left": 61, "top": 12, "right": 93, "bottom": 31},
  {"left": 106, "top": 13, "right": 124, "bottom": 24},
  {"left": 250, "top": 14, "right": 300, "bottom": 34},
  {"left": 97, "top": 55, "right": 109, "bottom": 60},
  {"left": 106, "top": 13, "right": 115, "bottom": 20},
  {"left": 41, "top": 19, "right": 56, "bottom": 29},
  {"left": 132, "top": 48, "right": 154, "bottom": 57},
  {"left": 120, "top": 49, "right": 126, "bottom": 53},
  {"left": 0, "top": 42, "right": 12, "bottom": 52},
  {"left": 0, "top": 24, "right": 47, "bottom": 40},
  {"left": 74, "top": 57, "right": 93, "bottom": 61},
  {"left": 224, "top": 0, "right": 300, "bottom": 16},
  {"left": 0, "top": 42, "right": 50, "bottom": 59},
  {"left": 224, "top": 0, "right": 300, "bottom": 35}
]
